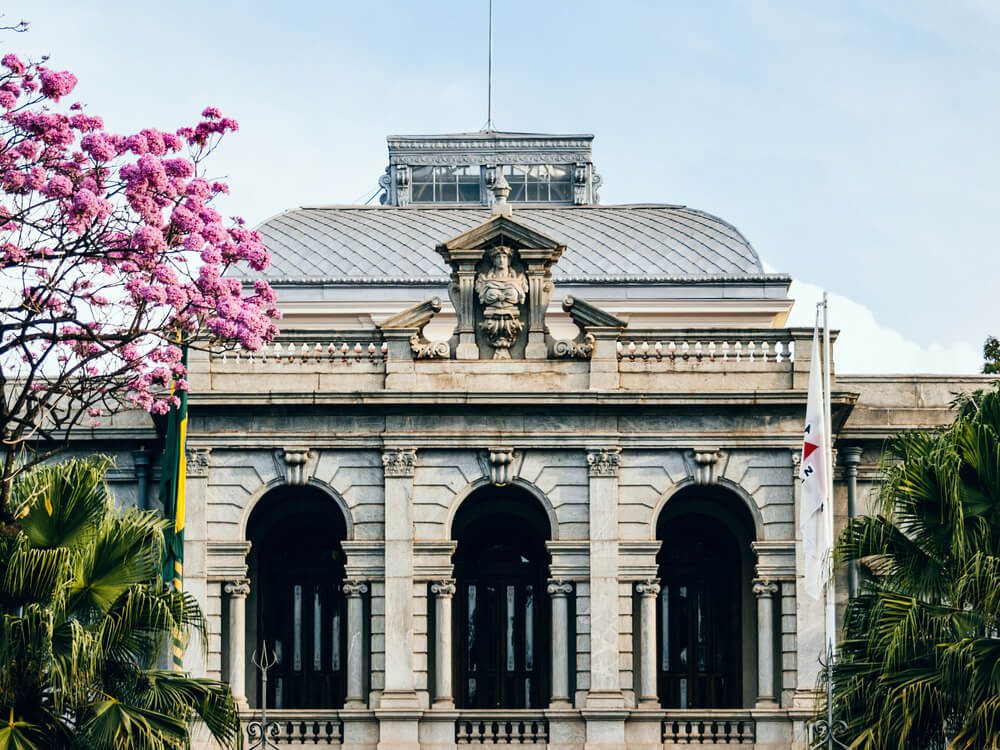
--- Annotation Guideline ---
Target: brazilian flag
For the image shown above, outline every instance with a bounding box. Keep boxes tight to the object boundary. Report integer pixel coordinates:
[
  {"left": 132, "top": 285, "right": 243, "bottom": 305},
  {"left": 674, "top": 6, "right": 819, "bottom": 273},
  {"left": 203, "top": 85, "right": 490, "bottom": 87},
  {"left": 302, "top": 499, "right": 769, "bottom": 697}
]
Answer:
[{"left": 159, "top": 344, "right": 189, "bottom": 670}]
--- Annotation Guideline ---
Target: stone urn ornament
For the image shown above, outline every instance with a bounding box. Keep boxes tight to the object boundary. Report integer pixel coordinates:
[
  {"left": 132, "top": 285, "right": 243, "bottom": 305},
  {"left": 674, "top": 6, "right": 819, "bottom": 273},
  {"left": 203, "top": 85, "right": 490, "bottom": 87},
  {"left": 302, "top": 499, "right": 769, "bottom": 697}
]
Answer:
[{"left": 475, "top": 245, "right": 527, "bottom": 358}]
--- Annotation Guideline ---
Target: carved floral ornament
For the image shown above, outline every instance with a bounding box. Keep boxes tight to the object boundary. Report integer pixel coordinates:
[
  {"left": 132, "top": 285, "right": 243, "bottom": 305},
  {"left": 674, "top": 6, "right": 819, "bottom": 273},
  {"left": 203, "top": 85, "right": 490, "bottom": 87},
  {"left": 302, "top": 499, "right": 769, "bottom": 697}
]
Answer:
[
  {"left": 185, "top": 448, "right": 211, "bottom": 477},
  {"left": 636, "top": 579, "right": 661, "bottom": 597},
  {"left": 382, "top": 448, "right": 416, "bottom": 477},
  {"left": 224, "top": 578, "right": 251, "bottom": 598},
  {"left": 587, "top": 448, "right": 621, "bottom": 477},
  {"left": 342, "top": 580, "right": 369, "bottom": 597},
  {"left": 546, "top": 580, "right": 573, "bottom": 596},
  {"left": 752, "top": 578, "right": 779, "bottom": 598},
  {"left": 430, "top": 579, "right": 457, "bottom": 597}
]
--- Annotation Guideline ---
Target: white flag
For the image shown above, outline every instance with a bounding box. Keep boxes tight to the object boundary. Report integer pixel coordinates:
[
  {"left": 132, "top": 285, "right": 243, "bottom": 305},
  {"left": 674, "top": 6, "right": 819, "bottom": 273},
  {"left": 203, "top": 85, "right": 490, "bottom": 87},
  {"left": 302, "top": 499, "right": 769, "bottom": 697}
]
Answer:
[{"left": 800, "top": 327, "right": 830, "bottom": 600}]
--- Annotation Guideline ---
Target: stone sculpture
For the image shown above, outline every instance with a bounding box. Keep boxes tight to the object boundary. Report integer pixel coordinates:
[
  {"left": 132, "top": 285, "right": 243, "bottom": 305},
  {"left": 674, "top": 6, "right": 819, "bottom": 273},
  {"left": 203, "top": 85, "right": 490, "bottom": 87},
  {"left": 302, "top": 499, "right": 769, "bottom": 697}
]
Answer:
[{"left": 475, "top": 245, "right": 528, "bottom": 359}]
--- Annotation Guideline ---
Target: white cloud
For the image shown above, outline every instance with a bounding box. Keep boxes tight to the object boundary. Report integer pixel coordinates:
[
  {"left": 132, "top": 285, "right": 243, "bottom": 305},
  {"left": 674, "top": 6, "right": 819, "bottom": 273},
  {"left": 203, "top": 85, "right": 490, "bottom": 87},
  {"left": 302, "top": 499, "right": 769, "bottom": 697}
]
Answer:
[{"left": 783, "top": 278, "right": 981, "bottom": 375}]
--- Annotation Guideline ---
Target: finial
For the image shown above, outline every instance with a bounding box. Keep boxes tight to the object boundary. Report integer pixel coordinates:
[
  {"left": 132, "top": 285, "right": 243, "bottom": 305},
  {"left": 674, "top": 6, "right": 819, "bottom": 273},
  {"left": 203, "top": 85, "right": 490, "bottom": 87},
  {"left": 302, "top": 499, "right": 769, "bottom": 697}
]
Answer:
[{"left": 492, "top": 171, "right": 512, "bottom": 216}]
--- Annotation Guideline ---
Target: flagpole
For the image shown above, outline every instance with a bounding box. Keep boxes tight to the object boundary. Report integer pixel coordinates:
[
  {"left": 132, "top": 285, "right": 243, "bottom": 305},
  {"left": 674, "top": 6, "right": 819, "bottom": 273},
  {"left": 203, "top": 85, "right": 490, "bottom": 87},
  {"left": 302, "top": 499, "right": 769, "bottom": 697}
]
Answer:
[{"left": 822, "top": 293, "right": 835, "bottom": 658}]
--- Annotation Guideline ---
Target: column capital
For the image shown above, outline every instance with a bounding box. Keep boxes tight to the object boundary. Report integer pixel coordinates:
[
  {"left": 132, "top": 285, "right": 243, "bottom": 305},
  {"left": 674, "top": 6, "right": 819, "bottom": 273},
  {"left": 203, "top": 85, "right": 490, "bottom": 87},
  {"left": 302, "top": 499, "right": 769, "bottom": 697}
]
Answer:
[
  {"left": 342, "top": 579, "right": 369, "bottom": 597},
  {"left": 636, "top": 579, "right": 661, "bottom": 597},
  {"left": 186, "top": 447, "right": 211, "bottom": 478},
  {"left": 587, "top": 448, "right": 620, "bottom": 477},
  {"left": 752, "top": 578, "right": 779, "bottom": 598},
  {"left": 382, "top": 447, "right": 416, "bottom": 477},
  {"left": 430, "top": 579, "right": 456, "bottom": 597},
  {"left": 224, "top": 578, "right": 250, "bottom": 598},
  {"left": 547, "top": 579, "right": 573, "bottom": 596}
]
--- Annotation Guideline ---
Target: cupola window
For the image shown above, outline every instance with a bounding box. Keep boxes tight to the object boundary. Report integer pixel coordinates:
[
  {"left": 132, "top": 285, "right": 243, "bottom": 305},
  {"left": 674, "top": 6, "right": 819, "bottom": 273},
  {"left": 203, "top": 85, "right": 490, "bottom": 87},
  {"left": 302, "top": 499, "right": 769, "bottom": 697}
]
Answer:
[
  {"left": 411, "top": 165, "right": 481, "bottom": 203},
  {"left": 501, "top": 164, "right": 572, "bottom": 203}
]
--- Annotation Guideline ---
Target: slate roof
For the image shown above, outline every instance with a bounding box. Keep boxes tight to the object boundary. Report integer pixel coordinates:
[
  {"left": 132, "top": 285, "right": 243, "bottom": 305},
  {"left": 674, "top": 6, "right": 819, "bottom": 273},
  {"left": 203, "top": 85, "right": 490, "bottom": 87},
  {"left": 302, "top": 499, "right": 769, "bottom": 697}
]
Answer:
[{"left": 250, "top": 205, "right": 765, "bottom": 284}]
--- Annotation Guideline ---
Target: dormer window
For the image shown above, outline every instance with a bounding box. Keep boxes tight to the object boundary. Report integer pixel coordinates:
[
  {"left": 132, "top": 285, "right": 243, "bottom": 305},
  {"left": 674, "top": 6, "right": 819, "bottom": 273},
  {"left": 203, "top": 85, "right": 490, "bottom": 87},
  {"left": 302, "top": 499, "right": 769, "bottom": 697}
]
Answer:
[
  {"left": 501, "top": 164, "right": 572, "bottom": 203},
  {"left": 411, "top": 165, "right": 481, "bottom": 204}
]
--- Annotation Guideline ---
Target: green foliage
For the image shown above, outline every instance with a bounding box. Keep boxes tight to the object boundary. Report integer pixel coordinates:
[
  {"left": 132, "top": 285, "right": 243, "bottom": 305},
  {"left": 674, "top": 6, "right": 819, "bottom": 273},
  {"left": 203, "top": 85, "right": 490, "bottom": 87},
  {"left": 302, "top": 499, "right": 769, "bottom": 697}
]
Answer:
[
  {"left": 985, "top": 336, "right": 1000, "bottom": 375},
  {"left": 0, "top": 457, "right": 241, "bottom": 750},
  {"left": 827, "top": 384, "right": 1000, "bottom": 749}
]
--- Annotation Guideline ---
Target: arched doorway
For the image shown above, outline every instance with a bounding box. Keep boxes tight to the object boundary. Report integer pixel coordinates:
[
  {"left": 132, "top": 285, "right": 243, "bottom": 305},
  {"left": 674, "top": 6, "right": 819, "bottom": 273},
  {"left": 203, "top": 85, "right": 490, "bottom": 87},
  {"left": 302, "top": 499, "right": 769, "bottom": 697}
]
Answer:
[
  {"left": 655, "top": 486, "right": 756, "bottom": 709},
  {"left": 452, "top": 484, "right": 551, "bottom": 709},
  {"left": 247, "top": 486, "right": 348, "bottom": 709}
]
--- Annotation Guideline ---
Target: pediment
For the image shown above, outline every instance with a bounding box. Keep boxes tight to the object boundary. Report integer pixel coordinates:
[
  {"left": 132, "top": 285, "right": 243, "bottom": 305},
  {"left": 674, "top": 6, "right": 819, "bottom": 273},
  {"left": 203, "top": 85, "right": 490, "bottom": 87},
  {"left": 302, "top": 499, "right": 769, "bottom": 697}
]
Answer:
[{"left": 436, "top": 214, "right": 565, "bottom": 266}]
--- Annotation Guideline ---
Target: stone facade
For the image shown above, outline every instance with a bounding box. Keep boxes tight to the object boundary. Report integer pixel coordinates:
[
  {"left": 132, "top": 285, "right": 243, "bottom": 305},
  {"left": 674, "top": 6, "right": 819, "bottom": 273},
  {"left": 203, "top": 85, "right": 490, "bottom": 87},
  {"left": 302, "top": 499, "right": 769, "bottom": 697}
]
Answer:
[{"left": 74, "top": 132, "right": 993, "bottom": 750}]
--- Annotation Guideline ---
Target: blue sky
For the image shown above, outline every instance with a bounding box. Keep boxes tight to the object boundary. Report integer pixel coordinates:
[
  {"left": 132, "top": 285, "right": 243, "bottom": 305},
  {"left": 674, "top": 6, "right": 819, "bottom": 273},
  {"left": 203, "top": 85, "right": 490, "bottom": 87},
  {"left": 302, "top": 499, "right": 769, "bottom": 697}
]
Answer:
[{"left": 8, "top": 1, "right": 998, "bottom": 372}]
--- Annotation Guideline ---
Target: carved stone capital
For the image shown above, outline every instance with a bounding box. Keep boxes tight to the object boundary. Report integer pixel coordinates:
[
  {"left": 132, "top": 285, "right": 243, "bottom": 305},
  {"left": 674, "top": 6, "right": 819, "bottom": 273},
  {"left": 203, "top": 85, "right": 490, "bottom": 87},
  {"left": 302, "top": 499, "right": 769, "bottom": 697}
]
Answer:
[
  {"left": 282, "top": 448, "right": 312, "bottom": 486},
  {"left": 479, "top": 447, "right": 518, "bottom": 486},
  {"left": 752, "top": 578, "right": 779, "bottom": 598},
  {"left": 185, "top": 448, "right": 211, "bottom": 478},
  {"left": 430, "top": 579, "right": 457, "bottom": 598},
  {"left": 636, "top": 579, "right": 661, "bottom": 597},
  {"left": 690, "top": 448, "right": 724, "bottom": 485},
  {"left": 224, "top": 578, "right": 251, "bottom": 599},
  {"left": 342, "top": 580, "right": 369, "bottom": 597},
  {"left": 587, "top": 448, "right": 620, "bottom": 477},
  {"left": 382, "top": 448, "right": 416, "bottom": 478},
  {"left": 547, "top": 579, "right": 573, "bottom": 597}
]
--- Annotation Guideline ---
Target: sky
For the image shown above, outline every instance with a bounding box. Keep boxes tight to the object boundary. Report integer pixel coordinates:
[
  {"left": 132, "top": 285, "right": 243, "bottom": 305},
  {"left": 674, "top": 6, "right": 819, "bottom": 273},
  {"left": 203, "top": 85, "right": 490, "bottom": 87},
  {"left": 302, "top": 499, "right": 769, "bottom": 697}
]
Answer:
[{"left": 6, "top": 0, "right": 998, "bottom": 373}]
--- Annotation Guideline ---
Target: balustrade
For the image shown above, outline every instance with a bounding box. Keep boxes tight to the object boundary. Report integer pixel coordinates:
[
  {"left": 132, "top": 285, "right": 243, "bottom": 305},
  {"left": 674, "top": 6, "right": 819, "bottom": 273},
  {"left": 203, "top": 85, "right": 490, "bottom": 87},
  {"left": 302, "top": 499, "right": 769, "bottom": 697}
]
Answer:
[
  {"left": 455, "top": 714, "right": 549, "bottom": 745},
  {"left": 661, "top": 713, "right": 755, "bottom": 744}
]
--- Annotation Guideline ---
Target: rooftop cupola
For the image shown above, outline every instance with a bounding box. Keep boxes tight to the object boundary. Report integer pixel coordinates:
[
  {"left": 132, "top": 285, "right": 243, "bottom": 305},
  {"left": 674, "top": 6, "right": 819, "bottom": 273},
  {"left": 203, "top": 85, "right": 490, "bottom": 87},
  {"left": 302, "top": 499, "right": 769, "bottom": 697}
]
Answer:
[{"left": 378, "top": 130, "right": 601, "bottom": 207}]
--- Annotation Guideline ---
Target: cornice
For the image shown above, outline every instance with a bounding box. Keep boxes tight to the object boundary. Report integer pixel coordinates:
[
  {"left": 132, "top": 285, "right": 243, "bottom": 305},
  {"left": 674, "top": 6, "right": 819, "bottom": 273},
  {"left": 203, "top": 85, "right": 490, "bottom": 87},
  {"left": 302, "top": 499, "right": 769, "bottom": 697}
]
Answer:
[{"left": 262, "top": 273, "right": 793, "bottom": 287}]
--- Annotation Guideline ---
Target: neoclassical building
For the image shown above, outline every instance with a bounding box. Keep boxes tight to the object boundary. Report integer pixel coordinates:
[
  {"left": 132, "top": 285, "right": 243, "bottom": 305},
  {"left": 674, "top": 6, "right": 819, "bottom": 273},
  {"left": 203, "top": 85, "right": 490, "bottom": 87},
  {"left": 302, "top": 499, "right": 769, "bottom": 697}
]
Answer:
[{"left": 91, "top": 131, "right": 989, "bottom": 749}]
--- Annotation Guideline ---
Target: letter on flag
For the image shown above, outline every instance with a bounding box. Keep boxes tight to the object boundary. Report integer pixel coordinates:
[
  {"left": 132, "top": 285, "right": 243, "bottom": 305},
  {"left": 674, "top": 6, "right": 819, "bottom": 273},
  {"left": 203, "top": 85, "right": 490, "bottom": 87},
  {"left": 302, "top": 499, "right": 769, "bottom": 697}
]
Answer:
[{"left": 800, "top": 328, "right": 830, "bottom": 600}]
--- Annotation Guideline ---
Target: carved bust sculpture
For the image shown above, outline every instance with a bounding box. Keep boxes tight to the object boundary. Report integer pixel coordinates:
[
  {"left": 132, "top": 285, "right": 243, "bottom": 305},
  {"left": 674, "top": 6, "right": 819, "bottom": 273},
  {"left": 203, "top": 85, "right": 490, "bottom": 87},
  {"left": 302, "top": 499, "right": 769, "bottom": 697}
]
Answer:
[{"left": 475, "top": 245, "right": 528, "bottom": 358}]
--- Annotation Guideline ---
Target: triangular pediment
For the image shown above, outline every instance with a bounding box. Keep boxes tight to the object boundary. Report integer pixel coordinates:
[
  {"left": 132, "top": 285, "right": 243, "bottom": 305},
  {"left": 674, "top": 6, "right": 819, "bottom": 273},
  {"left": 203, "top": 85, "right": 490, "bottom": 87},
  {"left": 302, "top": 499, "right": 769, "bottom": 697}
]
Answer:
[{"left": 436, "top": 214, "right": 564, "bottom": 258}]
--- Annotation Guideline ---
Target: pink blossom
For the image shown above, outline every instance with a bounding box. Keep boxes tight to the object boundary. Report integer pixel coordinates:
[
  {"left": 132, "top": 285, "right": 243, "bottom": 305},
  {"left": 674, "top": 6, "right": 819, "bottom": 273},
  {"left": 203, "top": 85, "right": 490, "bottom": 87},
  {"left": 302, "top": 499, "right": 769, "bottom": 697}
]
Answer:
[
  {"left": 0, "top": 91, "right": 17, "bottom": 109},
  {"left": 1, "top": 53, "right": 25, "bottom": 75},
  {"left": 42, "top": 175, "right": 73, "bottom": 197},
  {"left": 81, "top": 132, "right": 117, "bottom": 161},
  {"left": 39, "top": 68, "right": 78, "bottom": 101}
]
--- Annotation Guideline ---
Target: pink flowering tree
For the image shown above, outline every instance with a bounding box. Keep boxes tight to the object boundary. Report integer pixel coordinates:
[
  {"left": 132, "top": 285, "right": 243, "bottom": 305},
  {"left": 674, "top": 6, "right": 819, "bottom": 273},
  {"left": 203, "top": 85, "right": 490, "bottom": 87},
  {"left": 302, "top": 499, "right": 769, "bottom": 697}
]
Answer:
[{"left": 0, "top": 43, "right": 280, "bottom": 526}]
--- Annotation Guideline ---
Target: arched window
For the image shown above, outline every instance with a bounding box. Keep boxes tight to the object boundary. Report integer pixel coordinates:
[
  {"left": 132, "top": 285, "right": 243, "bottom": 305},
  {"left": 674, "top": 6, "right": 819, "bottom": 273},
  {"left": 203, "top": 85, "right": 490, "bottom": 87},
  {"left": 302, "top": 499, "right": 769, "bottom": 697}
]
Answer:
[
  {"left": 247, "top": 488, "right": 348, "bottom": 709},
  {"left": 452, "top": 485, "right": 551, "bottom": 709},
  {"left": 656, "top": 488, "right": 756, "bottom": 709}
]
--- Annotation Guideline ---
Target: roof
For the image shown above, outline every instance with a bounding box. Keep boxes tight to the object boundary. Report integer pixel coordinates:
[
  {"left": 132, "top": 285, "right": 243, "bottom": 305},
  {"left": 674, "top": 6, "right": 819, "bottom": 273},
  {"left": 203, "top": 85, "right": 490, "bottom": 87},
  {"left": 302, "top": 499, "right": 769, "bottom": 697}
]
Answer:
[{"left": 250, "top": 204, "right": 766, "bottom": 284}]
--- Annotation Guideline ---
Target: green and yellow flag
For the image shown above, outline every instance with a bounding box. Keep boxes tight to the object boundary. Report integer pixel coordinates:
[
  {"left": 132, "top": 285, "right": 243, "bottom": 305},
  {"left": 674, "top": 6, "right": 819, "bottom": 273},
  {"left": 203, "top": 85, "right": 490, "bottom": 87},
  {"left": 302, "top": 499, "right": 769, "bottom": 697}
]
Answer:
[{"left": 159, "top": 344, "right": 189, "bottom": 670}]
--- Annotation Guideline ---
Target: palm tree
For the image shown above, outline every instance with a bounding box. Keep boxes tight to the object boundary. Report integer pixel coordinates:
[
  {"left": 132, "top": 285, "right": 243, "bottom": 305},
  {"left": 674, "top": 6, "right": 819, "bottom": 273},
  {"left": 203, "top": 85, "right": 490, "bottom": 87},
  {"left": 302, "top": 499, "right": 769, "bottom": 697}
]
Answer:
[
  {"left": 0, "top": 457, "right": 241, "bottom": 750},
  {"left": 828, "top": 384, "right": 1000, "bottom": 749}
]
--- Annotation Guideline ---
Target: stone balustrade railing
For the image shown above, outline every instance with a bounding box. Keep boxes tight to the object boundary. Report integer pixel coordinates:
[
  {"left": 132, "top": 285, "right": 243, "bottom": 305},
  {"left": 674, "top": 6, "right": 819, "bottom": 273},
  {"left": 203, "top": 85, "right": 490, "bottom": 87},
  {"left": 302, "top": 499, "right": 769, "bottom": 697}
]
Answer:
[
  {"left": 455, "top": 713, "right": 550, "bottom": 744},
  {"left": 660, "top": 712, "right": 755, "bottom": 744},
  {"left": 618, "top": 333, "right": 795, "bottom": 364},
  {"left": 215, "top": 340, "right": 387, "bottom": 364},
  {"left": 242, "top": 711, "right": 344, "bottom": 745}
]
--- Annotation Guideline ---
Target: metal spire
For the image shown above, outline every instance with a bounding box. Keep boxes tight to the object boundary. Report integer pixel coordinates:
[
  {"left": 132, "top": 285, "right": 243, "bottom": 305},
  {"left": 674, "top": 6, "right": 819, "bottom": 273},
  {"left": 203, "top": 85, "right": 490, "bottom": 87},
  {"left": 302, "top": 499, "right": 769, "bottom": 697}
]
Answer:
[{"left": 485, "top": 0, "right": 495, "bottom": 131}]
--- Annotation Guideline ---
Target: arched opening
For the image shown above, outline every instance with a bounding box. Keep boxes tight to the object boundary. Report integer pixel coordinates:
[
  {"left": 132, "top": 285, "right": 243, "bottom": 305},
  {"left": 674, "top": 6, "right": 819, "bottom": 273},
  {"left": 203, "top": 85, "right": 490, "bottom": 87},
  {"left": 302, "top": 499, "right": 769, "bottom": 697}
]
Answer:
[
  {"left": 452, "top": 484, "right": 551, "bottom": 709},
  {"left": 247, "top": 485, "right": 348, "bottom": 710},
  {"left": 655, "top": 485, "right": 756, "bottom": 709}
]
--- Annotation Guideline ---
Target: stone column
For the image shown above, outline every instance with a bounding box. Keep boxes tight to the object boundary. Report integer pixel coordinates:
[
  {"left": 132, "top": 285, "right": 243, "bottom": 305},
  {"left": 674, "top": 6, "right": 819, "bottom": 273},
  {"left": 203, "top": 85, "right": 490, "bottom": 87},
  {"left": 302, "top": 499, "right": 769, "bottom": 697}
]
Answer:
[
  {"left": 586, "top": 448, "right": 624, "bottom": 709},
  {"left": 547, "top": 580, "right": 573, "bottom": 708},
  {"left": 342, "top": 580, "right": 369, "bottom": 708},
  {"left": 430, "top": 579, "right": 456, "bottom": 707},
  {"left": 753, "top": 578, "right": 780, "bottom": 708},
  {"left": 841, "top": 446, "right": 863, "bottom": 599},
  {"left": 380, "top": 448, "right": 419, "bottom": 710},
  {"left": 132, "top": 447, "right": 151, "bottom": 510},
  {"left": 635, "top": 579, "right": 661, "bottom": 708},
  {"left": 454, "top": 269, "right": 478, "bottom": 359},
  {"left": 224, "top": 578, "right": 251, "bottom": 709}
]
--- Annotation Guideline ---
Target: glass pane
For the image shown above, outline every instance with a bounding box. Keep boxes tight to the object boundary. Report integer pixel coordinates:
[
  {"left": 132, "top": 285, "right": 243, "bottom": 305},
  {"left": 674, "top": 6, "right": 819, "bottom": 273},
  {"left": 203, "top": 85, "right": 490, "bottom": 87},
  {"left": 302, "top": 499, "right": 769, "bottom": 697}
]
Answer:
[
  {"left": 411, "top": 183, "right": 433, "bottom": 202},
  {"left": 411, "top": 166, "right": 434, "bottom": 183},
  {"left": 467, "top": 585, "right": 477, "bottom": 671},
  {"left": 661, "top": 585, "right": 669, "bottom": 671},
  {"left": 331, "top": 608, "right": 341, "bottom": 671},
  {"left": 524, "top": 585, "right": 534, "bottom": 671},
  {"left": 275, "top": 677, "right": 284, "bottom": 709},
  {"left": 458, "top": 181, "right": 480, "bottom": 202},
  {"left": 274, "top": 639, "right": 283, "bottom": 666},
  {"left": 313, "top": 586, "right": 322, "bottom": 671},
  {"left": 697, "top": 585, "right": 707, "bottom": 672},
  {"left": 679, "top": 677, "right": 688, "bottom": 709},
  {"left": 293, "top": 585, "right": 302, "bottom": 671},
  {"left": 506, "top": 585, "right": 516, "bottom": 672},
  {"left": 549, "top": 181, "right": 572, "bottom": 202},
  {"left": 439, "top": 182, "right": 457, "bottom": 202}
]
